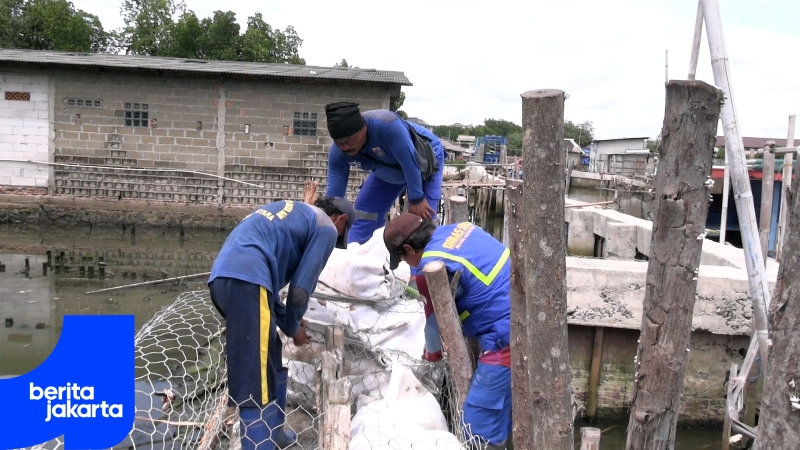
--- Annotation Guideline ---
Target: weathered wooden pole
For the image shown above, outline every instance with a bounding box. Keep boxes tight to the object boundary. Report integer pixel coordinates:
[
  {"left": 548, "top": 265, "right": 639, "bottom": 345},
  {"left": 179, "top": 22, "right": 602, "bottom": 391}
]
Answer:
[
  {"left": 505, "top": 179, "right": 533, "bottom": 443},
  {"left": 754, "top": 170, "right": 800, "bottom": 448},
  {"left": 625, "top": 80, "right": 723, "bottom": 450},
  {"left": 580, "top": 427, "right": 602, "bottom": 450},
  {"left": 515, "top": 89, "right": 573, "bottom": 449},
  {"left": 422, "top": 260, "right": 473, "bottom": 409},
  {"left": 759, "top": 142, "right": 776, "bottom": 263},
  {"left": 448, "top": 195, "right": 469, "bottom": 224}
]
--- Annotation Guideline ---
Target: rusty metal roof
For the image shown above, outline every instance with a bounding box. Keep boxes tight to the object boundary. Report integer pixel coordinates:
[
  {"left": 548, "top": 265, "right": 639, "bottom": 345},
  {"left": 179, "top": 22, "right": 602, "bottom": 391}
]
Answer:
[{"left": 0, "top": 49, "right": 412, "bottom": 86}]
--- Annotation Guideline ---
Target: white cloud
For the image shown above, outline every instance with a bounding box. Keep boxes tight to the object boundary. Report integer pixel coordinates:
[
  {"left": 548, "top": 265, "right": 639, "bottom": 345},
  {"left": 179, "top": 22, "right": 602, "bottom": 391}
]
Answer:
[{"left": 74, "top": 0, "right": 800, "bottom": 140}]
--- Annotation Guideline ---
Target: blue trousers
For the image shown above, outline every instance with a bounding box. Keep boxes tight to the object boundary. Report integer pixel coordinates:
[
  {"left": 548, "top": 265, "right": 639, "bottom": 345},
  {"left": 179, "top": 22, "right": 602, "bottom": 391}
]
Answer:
[
  {"left": 209, "top": 277, "right": 281, "bottom": 408},
  {"left": 463, "top": 362, "right": 512, "bottom": 446},
  {"left": 349, "top": 153, "right": 445, "bottom": 245}
]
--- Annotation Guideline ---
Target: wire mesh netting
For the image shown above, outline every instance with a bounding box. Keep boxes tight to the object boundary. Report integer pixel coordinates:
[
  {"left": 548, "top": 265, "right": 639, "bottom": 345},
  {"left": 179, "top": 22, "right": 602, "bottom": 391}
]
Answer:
[{"left": 23, "top": 288, "right": 485, "bottom": 450}]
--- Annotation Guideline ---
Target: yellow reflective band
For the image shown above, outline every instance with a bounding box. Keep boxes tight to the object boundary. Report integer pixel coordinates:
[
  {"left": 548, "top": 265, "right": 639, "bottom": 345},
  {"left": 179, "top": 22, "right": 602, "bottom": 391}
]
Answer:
[
  {"left": 459, "top": 310, "right": 470, "bottom": 321},
  {"left": 421, "top": 248, "right": 510, "bottom": 286},
  {"left": 259, "top": 286, "right": 270, "bottom": 406}
]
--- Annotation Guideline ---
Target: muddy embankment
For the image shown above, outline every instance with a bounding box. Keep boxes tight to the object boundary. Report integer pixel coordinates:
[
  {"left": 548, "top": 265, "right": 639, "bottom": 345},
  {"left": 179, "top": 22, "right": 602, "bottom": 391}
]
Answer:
[{"left": 0, "top": 193, "right": 251, "bottom": 230}]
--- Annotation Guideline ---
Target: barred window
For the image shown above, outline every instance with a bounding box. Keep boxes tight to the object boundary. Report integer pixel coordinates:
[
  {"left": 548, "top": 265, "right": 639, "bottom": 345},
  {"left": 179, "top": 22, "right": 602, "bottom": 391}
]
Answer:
[
  {"left": 293, "top": 111, "right": 318, "bottom": 136},
  {"left": 65, "top": 98, "right": 102, "bottom": 108},
  {"left": 124, "top": 102, "right": 149, "bottom": 127},
  {"left": 5, "top": 92, "right": 30, "bottom": 101}
]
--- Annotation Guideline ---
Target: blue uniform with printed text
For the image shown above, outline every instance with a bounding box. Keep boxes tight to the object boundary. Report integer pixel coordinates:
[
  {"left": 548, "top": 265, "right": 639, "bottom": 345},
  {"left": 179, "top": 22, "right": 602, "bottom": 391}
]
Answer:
[
  {"left": 418, "top": 222, "right": 512, "bottom": 447},
  {"left": 208, "top": 200, "right": 337, "bottom": 450},
  {"left": 325, "top": 109, "right": 445, "bottom": 244}
]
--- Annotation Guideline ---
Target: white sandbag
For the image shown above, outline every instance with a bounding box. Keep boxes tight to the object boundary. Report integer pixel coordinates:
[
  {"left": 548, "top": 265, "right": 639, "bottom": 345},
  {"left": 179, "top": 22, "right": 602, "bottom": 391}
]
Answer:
[{"left": 317, "top": 227, "right": 411, "bottom": 301}]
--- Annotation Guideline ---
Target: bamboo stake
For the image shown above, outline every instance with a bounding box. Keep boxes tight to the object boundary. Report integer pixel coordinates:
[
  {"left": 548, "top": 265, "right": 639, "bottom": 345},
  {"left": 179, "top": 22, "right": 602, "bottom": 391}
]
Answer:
[
  {"left": 720, "top": 149, "right": 731, "bottom": 244},
  {"left": 688, "top": 1, "right": 703, "bottom": 80},
  {"left": 85, "top": 272, "right": 211, "bottom": 294},
  {"left": 777, "top": 115, "right": 796, "bottom": 262},
  {"left": 701, "top": 0, "right": 771, "bottom": 373}
]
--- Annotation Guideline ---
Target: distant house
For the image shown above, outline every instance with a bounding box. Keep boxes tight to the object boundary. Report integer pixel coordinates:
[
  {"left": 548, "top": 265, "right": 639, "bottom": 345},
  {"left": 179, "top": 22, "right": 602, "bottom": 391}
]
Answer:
[
  {"left": 406, "top": 117, "right": 432, "bottom": 130},
  {"left": 589, "top": 137, "right": 652, "bottom": 178},
  {"left": 456, "top": 135, "right": 476, "bottom": 149},
  {"left": 715, "top": 136, "right": 796, "bottom": 157}
]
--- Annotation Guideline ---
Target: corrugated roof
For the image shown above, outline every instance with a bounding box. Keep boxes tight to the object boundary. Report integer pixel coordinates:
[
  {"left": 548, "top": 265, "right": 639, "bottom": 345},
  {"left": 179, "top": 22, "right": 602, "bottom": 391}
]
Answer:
[
  {"left": 715, "top": 136, "right": 795, "bottom": 149},
  {"left": 0, "top": 49, "right": 412, "bottom": 86}
]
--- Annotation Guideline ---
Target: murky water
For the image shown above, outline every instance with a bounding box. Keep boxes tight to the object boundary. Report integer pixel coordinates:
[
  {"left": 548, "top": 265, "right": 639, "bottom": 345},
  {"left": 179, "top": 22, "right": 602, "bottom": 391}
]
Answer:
[
  {"left": 0, "top": 223, "right": 228, "bottom": 376},
  {"left": 0, "top": 223, "right": 726, "bottom": 449}
]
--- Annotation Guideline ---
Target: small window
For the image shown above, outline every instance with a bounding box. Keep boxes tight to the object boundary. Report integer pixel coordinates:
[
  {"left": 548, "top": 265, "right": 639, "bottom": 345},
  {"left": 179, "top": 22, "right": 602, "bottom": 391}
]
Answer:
[
  {"left": 65, "top": 98, "right": 102, "bottom": 108},
  {"left": 293, "top": 111, "right": 317, "bottom": 136},
  {"left": 124, "top": 102, "right": 150, "bottom": 127},
  {"left": 6, "top": 92, "right": 30, "bottom": 101}
]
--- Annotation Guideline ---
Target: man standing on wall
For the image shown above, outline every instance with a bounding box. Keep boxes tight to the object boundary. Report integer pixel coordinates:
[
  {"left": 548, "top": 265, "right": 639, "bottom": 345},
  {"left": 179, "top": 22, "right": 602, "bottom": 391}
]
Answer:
[
  {"left": 208, "top": 196, "right": 354, "bottom": 450},
  {"left": 383, "top": 214, "right": 512, "bottom": 450},
  {"left": 324, "top": 102, "right": 445, "bottom": 245}
]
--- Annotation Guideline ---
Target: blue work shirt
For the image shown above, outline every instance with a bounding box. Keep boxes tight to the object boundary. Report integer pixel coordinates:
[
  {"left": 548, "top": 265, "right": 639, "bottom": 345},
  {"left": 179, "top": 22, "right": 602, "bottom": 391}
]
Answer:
[
  {"left": 419, "top": 222, "right": 511, "bottom": 353},
  {"left": 209, "top": 200, "right": 337, "bottom": 335},
  {"left": 325, "top": 110, "right": 444, "bottom": 205}
]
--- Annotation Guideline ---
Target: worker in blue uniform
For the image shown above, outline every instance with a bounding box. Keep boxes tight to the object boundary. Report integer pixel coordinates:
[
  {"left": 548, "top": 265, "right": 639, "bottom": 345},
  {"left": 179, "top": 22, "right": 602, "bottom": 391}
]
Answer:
[
  {"left": 208, "top": 196, "right": 354, "bottom": 450},
  {"left": 324, "top": 102, "right": 445, "bottom": 245},
  {"left": 383, "top": 214, "right": 512, "bottom": 450}
]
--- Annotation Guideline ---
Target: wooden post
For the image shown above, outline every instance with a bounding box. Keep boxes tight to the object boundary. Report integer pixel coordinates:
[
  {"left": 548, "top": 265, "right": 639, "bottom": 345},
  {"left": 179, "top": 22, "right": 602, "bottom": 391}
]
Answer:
[
  {"left": 322, "top": 378, "right": 352, "bottom": 450},
  {"left": 580, "top": 427, "right": 602, "bottom": 450},
  {"left": 316, "top": 326, "right": 345, "bottom": 442},
  {"left": 505, "top": 179, "right": 532, "bottom": 440},
  {"left": 448, "top": 195, "right": 469, "bottom": 224},
  {"left": 422, "top": 260, "right": 473, "bottom": 410},
  {"left": 303, "top": 180, "right": 318, "bottom": 203},
  {"left": 754, "top": 162, "right": 800, "bottom": 447},
  {"left": 777, "top": 114, "right": 795, "bottom": 262},
  {"left": 586, "top": 326, "right": 604, "bottom": 421},
  {"left": 516, "top": 89, "right": 573, "bottom": 450},
  {"left": 625, "top": 80, "right": 723, "bottom": 450},
  {"left": 759, "top": 142, "right": 776, "bottom": 263}
]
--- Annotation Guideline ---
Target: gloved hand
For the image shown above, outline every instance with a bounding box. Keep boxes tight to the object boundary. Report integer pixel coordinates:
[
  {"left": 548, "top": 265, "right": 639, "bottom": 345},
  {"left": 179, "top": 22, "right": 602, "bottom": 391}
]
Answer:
[
  {"left": 291, "top": 319, "right": 312, "bottom": 346},
  {"left": 422, "top": 348, "right": 442, "bottom": 362}
]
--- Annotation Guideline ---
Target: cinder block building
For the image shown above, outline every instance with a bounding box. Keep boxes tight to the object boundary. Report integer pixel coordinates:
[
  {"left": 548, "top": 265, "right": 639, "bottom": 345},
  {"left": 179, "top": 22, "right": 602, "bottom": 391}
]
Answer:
[{"left": 0, "top": 49, "right": 410, "bottom": 206}]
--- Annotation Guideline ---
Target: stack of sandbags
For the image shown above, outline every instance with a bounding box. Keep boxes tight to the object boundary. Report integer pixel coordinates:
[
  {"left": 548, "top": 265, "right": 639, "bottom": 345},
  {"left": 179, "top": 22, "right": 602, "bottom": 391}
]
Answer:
[{"left": 349, "top": 362, "right": 464, "bottom": 450}]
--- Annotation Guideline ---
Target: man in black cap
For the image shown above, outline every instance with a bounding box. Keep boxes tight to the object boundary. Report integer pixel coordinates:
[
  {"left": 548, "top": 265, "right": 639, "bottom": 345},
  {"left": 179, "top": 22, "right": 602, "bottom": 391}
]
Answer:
[{"left": 323, "top": 102, "right": 445, "bottom": 245}]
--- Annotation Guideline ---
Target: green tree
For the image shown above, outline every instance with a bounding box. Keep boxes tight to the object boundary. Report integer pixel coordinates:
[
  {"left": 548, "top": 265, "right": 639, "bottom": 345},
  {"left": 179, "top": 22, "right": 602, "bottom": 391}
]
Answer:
[
  {"left": 239, "top": 13, "right": 304, "bottom": 64},
  {"left": 162, "top": 10, "right": 203, "bottom": 58},
  {"left": 119, "top": 0, "right": 184, "bottom": 55},
  {"left": 0, "top": 0, "right": 24, "bottom": 48},
  {"left": 333, "top": 58, "right": 349, "bottom": 68},
  {"left": 1, "top": 0, "right": 107, "bottom": 52},
  {"left": 564, "top": 120, "right": 594, "bottom": 148},
  {"left": 390, "top": 91, "right": 407, "bottom": 119},
  {"left": 199, "top": 10, "right": 239, "bottom": 60}
]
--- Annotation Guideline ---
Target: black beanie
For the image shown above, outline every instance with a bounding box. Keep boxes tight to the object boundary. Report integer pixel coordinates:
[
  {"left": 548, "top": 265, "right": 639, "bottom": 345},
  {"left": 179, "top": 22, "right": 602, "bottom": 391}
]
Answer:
[{"left": 325, "top": 102, "right": 365, "bottom": 139}]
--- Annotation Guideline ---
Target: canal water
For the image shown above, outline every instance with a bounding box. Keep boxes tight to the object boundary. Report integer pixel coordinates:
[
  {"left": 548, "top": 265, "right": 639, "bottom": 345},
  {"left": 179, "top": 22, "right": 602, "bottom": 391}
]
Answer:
[{"left": 0, "top": 223, "right": 728, "bottom": 449}]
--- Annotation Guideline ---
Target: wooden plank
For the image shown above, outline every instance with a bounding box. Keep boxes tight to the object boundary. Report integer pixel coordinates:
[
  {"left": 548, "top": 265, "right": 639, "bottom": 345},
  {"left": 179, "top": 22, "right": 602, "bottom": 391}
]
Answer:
[
  {"left": 580, "top": 427, "right": 602, "bottom": 450},
  {"left": 322, "top": 378, "right": 352, "bottom": 450}
]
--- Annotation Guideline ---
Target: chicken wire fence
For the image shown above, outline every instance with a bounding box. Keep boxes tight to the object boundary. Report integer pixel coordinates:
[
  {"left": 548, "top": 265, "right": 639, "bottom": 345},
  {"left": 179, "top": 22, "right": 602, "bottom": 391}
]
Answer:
[{"left": 25, "top": 288, "right": 484, "bottom": 450}]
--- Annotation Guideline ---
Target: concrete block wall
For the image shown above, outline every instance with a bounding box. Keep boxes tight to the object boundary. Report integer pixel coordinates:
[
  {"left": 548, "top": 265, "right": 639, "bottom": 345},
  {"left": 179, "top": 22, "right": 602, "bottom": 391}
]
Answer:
[
  {"left": 0, "top": 72, "right": 50, "bottom": 187},
  {"left": 22, "top": 67, "right": 396, "bottom": 204}
]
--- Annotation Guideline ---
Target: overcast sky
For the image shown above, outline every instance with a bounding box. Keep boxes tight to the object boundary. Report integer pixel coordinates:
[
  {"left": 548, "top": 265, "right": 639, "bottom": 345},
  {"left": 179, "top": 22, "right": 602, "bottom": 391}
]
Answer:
[{"left": 73, "top": 0, "right": 799, "bottom": 140}]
